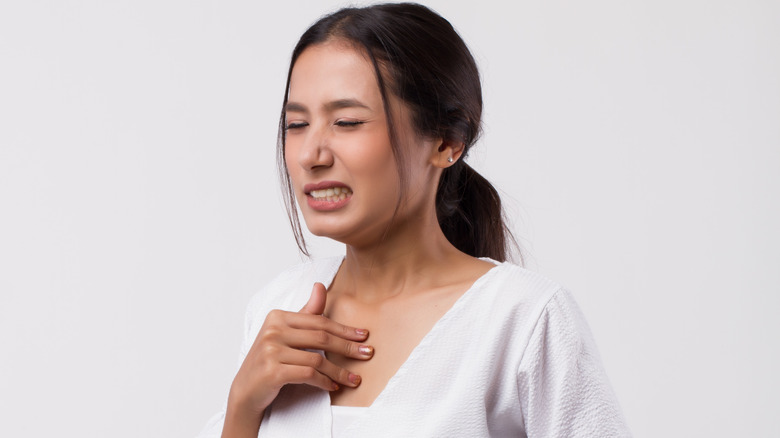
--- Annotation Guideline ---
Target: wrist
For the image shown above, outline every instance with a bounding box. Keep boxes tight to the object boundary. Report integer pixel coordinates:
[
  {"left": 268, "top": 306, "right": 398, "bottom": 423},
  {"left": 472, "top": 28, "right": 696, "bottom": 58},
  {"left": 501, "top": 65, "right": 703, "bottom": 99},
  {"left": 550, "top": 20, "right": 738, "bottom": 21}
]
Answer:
[
  {"left": 223, "top": 396, "right": 263, "bottom": 438},
  {"left": 226, "top": 385, "right": 262, "bottom": 417}
]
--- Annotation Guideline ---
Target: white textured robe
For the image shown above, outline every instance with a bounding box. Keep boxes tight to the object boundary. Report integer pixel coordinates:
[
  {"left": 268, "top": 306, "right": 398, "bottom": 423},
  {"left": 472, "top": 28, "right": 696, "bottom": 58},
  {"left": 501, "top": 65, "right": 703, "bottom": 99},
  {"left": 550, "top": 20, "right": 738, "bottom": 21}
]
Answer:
[{"left": 198, "top": 257, "right": 631, "bottom": 437}]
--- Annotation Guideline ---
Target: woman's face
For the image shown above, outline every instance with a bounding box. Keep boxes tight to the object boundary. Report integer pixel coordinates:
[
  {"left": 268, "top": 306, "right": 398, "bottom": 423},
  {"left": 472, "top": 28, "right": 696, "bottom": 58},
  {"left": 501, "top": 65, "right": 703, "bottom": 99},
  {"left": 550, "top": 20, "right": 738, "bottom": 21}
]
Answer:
[{"left": 284, "top": 40, "right": 439, "bottom": 247}]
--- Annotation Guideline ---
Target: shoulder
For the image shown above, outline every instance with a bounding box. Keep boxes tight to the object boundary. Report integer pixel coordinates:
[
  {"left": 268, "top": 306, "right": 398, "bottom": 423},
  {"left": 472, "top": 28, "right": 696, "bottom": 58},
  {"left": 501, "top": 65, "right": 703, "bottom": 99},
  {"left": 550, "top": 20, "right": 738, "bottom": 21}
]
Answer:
[
  {"left": 487, "top": 265, "right": 602, "bottom": 376},
  {"left": 467, "top": 261, "right": 589, "bottom": 357},
  {"left": 478, "top": 261, "right": 570, "bottom": 316}
]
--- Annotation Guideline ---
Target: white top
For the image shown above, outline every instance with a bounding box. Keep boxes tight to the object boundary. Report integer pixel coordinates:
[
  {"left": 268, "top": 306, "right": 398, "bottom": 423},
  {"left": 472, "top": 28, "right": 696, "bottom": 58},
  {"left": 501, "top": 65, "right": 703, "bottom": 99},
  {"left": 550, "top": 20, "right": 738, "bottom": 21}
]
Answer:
[
  {"left": 198, "top": 257, "right": 631, "bottom": 437},
  {"left": 331, "top": 406, "right": 367, "bottom": 437}
]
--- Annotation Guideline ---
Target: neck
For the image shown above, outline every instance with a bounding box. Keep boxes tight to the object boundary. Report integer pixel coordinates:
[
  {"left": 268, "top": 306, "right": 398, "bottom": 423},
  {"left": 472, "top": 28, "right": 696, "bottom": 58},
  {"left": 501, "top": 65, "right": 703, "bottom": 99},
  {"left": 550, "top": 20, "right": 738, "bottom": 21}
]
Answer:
[{"left": 336, "top": 211, "right": 465, "bottom": 302}]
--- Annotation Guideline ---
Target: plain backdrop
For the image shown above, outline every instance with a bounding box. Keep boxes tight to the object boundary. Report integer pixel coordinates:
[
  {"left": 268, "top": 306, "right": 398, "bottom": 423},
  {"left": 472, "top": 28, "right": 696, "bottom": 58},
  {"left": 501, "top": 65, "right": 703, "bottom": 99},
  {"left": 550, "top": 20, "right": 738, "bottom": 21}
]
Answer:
[{"left": 1, "top": 0, "right": 778, "bottom": 437}]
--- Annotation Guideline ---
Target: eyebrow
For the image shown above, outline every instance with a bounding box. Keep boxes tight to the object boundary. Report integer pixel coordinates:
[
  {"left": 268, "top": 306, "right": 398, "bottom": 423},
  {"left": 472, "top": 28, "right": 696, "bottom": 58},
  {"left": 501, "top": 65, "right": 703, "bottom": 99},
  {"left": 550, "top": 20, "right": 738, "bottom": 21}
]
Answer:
[{"left": 285, "top": 98, "right": 371, "bottom": 114}]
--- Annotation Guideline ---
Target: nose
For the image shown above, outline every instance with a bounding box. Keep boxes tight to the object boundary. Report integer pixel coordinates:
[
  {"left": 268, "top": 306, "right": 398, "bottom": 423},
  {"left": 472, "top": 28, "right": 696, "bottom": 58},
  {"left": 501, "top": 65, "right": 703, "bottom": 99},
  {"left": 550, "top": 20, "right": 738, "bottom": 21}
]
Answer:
[{"left": 295, "top": 124, "right": 334, "bottom": 172}]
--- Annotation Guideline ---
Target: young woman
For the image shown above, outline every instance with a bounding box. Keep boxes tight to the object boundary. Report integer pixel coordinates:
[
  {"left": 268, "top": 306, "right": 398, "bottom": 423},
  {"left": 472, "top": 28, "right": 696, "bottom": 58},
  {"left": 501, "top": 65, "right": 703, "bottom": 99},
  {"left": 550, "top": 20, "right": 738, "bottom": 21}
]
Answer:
[{"left": 200, "top": 3, "right": 629, "bottom": 437}]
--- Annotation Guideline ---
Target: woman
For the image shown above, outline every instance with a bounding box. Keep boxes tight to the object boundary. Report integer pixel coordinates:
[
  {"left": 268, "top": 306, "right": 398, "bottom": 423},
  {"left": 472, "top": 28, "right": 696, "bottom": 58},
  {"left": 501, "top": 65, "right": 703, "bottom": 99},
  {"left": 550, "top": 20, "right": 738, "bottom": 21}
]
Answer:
[{"left": 200, "top": 3, "right": 629, "bottom": 437}]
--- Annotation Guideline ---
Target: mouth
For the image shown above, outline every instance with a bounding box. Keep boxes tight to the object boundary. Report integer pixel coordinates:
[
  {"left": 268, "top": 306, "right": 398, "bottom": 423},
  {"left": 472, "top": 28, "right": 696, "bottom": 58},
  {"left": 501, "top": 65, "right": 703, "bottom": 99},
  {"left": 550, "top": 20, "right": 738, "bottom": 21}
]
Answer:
[
  {"left": 308, "top": 186, "right": 354, "bottom": 202},
  {"left": 303, "top": 181, "right": 354, "bottom": 206}
]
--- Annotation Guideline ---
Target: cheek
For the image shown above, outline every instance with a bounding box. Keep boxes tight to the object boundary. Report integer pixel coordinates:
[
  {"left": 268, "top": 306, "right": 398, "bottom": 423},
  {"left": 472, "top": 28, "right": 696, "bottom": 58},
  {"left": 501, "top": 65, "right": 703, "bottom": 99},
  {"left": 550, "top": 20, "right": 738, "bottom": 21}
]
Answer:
[
  {"left": 283, "top": 141, "right": 300, "bottom": 179},
  {"left": 349, "top": 130, "right": 396, "bottom": 173},
  {"left": 282, "top": 142, "right": 310, "bottom": 207},
  {"left": 354, "top": 151, "right": 401, "bottom": 208}
]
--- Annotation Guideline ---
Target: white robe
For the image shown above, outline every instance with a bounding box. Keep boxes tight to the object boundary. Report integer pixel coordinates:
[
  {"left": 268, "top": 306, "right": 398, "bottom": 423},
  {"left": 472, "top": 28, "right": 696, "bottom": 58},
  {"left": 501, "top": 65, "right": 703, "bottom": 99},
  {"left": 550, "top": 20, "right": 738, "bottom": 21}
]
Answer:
[{"left": 198, "top": 257, "right": 631, "bottom": 437}]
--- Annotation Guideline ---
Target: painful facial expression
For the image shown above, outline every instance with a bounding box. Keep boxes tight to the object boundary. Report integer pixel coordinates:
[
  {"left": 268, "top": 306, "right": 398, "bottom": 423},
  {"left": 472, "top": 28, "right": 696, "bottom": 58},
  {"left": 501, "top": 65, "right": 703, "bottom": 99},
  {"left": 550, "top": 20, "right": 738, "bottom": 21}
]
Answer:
[{"left": 284, "top": 40, "right": 440, "bottom": 247}]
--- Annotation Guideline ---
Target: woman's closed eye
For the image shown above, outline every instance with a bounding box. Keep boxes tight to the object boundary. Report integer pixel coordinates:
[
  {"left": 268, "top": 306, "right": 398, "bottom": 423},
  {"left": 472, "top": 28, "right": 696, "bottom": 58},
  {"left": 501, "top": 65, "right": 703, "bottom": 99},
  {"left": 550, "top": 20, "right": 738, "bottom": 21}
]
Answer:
[
  {"left": 285, "top": 121, "right": 309, "bottom": 131},
  {"left": 334, "top": 120, "right": 366, "bottom": 128}
]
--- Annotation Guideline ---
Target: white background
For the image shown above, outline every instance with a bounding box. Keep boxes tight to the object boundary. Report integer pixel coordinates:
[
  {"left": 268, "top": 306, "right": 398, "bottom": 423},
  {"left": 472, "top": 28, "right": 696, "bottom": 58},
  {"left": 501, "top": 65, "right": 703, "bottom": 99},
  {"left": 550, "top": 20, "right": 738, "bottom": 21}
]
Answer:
[{"left": 1, "top": 1, "right": 778, "bottom": 437}]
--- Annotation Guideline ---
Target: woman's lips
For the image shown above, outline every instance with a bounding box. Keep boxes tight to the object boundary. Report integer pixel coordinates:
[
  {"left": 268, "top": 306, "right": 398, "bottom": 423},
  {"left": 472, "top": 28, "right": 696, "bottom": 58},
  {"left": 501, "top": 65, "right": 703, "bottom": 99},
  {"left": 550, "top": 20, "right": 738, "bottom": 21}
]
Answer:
[{"left": 304, "top": 181, "right": 353, "bottom": 211}]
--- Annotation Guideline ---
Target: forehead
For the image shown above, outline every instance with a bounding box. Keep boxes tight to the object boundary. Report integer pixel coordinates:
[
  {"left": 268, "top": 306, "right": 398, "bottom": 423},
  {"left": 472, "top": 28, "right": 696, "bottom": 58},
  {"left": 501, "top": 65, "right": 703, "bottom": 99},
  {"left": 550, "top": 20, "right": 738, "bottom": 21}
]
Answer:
[{"left": 288, "top": 41, "right": 382, "bottom": 107}]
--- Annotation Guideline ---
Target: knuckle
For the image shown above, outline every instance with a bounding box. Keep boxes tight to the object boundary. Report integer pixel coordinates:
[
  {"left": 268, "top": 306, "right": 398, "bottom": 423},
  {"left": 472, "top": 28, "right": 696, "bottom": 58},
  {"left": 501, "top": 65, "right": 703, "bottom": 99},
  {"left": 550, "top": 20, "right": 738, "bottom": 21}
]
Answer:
[
  {"left": 309, "top": 353, "right": 325, "bottom": 369},
  {"left": 337, "top": 367, "right": 350, "bottom": 383},
  {"left": 260, "top": 343, "right": 279, "bottom": 357},
  {"left": 301, "top": 367, "right": 317, "bottom": 380},
  {"left": 314, "top": 330, "right": 330, "bottom": 346},
  {"left": 262, "top": 325, "right": 282, "bottom": 339}
]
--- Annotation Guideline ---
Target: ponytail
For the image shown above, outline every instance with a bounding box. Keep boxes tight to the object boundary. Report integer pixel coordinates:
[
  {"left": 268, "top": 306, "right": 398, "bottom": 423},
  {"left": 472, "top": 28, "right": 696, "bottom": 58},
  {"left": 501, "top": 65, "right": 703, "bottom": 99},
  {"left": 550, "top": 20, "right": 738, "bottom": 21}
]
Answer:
[{"left": 436, "top": 161, "right": 515, "bottom": 263}]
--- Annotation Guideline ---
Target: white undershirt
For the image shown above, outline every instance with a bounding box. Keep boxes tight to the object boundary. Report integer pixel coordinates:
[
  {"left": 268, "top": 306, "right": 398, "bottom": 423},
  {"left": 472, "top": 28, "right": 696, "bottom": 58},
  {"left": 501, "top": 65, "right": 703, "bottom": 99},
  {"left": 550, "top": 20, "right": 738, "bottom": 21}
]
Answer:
[{"left": 331, "top": 405, "right": 368, "bottom": 436}]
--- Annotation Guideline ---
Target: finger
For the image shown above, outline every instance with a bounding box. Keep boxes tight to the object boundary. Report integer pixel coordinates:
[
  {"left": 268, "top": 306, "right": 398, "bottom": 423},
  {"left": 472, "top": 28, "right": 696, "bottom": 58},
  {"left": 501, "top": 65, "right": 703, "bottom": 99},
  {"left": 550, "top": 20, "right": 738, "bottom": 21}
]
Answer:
[
  {"left": 283, "top": 327, "right": 374, "bottom": 360},
  {"left": 279, "top": 349, "right": 362, "bottom": 388},
  {"left": 279, "top": 364, "right": 341, "bottom": 392},
  {"left": 284, "top": 312, "right": 369, "bottom": 342},
  {"left": 300, "top": 282, "right": 327, "bottom": 315}
]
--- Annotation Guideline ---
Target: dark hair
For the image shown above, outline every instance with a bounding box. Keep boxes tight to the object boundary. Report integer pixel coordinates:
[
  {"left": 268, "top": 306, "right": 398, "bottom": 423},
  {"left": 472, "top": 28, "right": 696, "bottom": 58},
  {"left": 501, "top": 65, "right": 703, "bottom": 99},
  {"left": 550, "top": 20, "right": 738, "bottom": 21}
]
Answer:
[{"left": 278, "top": 2, "right": 517, "bottom": 262}]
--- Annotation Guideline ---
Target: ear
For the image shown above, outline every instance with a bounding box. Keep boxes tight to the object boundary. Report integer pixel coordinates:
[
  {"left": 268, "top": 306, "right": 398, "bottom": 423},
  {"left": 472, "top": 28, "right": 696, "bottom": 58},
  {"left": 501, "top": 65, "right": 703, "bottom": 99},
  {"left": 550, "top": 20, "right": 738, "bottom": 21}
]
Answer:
[{"left": 430, "top": 138, "right": 465, "bottom": 168}]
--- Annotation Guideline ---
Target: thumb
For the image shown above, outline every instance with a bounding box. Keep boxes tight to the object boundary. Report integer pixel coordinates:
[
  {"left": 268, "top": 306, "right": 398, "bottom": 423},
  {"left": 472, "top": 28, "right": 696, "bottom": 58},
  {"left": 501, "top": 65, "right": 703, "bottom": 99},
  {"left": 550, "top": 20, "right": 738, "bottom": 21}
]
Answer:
[{"left": 300, "top": 282, "right": 327, "bottom": 315}]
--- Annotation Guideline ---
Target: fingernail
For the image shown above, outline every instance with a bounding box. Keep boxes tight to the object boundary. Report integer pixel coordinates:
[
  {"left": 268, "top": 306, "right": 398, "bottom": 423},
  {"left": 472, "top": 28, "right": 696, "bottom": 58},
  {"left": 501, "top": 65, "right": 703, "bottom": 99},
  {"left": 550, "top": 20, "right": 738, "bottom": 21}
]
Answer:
[
  {"left": 358, "top": 345, "right": 373, "bottom": 356},
  {"left": 355, "top": 328, "right": 368, "bottom": 336},
  {"left": 332, "top": 382, "right": 340, "bottom": 391},
  {"left": 349, "top": 373, "right": 361, "bottom": 386}
]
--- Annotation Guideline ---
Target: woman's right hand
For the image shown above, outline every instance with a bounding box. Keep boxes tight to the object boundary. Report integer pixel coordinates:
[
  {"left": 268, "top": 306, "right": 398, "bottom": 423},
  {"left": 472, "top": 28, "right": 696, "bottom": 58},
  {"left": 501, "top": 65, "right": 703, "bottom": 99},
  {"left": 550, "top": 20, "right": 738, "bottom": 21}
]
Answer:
[{"left": 223, "top": 282, "right": 372, "bottom": 434}]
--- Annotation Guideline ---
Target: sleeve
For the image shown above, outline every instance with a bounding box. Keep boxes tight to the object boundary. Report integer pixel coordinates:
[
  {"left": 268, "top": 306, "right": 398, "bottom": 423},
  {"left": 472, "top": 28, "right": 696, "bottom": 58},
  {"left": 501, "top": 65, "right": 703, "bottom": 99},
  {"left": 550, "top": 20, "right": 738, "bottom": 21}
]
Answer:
[
  {"left": 195, "top": 287, "right": 275, "bottom": 438},
  {"left": 517, "top": 288, "right": 631, "bottom": 438}
]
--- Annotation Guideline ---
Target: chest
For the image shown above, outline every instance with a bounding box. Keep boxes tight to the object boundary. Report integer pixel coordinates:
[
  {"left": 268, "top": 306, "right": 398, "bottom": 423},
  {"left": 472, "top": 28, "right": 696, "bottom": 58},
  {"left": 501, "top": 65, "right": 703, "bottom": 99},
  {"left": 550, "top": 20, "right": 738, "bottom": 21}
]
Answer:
[{"left": 324, "top": 290, "right": 462, "bottom": 407}]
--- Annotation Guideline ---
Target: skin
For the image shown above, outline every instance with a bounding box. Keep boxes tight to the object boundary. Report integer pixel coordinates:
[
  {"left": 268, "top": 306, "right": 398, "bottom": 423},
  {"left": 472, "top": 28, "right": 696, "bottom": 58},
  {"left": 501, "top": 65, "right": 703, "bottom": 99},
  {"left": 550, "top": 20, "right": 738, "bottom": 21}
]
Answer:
[{"left": 222, "top": 40, "right": 494, "bottom": 437}]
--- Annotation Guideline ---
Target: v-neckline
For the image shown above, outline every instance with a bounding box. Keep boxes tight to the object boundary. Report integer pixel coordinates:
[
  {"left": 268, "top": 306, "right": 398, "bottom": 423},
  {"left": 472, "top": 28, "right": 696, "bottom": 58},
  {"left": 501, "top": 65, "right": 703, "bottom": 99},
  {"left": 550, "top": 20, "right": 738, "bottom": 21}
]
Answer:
[{"left": 320, "top": 256, "right": 503, "bottom": 411}]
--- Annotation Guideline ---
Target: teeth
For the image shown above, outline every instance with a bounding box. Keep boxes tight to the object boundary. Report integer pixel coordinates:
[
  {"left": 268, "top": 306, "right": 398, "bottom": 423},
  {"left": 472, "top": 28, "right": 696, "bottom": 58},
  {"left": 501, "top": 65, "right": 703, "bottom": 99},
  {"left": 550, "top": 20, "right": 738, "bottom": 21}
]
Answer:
[{"left": 310, "top": 187, "right": 352, "bottom": 202}]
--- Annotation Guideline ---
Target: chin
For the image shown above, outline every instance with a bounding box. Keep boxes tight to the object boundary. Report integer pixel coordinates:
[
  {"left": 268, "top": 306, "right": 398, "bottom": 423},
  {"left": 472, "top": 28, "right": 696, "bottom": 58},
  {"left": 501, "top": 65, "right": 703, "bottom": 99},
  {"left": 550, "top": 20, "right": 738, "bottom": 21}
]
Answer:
[{"left": 302, "top": 219, "right": 351, "bottom": 241}]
